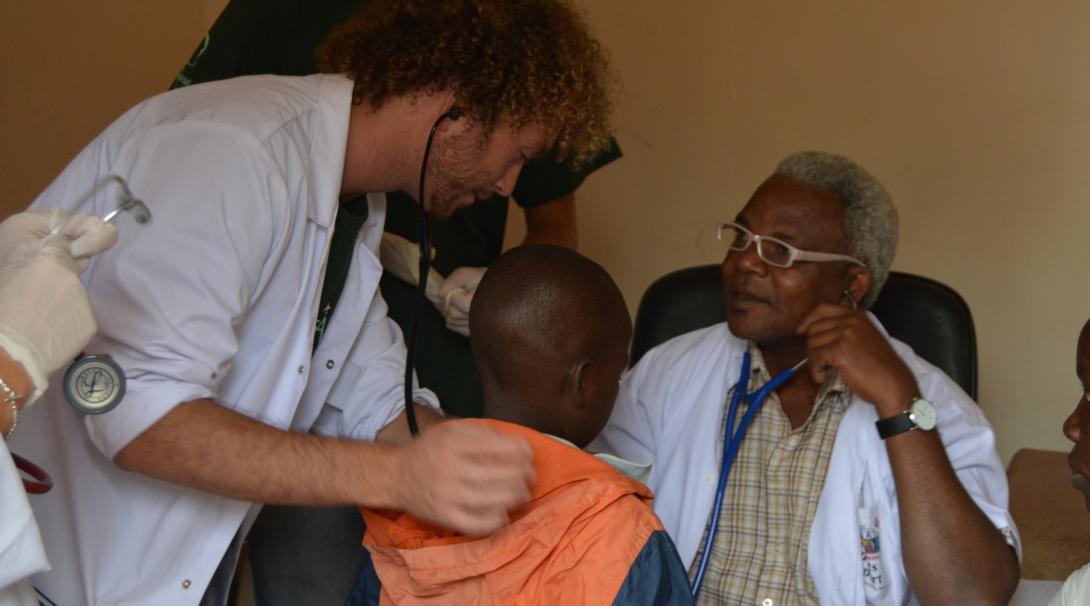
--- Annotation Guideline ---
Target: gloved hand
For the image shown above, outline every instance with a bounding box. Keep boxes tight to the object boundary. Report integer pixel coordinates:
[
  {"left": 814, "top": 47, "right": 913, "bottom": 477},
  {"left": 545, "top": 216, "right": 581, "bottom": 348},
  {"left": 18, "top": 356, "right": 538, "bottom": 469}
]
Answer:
[
  {"left": 378, "top": 232, "right": 443, "bottom": 305},
  {"left": 437, "top": 266, "right": 486, "bottom": 337},
  {"left": 0, "top": 209, "right": 119, "bottom": 271},
  {"left": 0, "top": 210, "right": 117, "bottom": 404}
]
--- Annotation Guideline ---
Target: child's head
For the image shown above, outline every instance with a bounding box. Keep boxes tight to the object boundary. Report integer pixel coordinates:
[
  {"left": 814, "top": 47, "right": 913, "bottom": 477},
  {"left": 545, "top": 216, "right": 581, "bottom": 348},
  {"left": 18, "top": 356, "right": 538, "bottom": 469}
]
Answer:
[{"left": 469, "top": 245, "right": 631, "bottom": 448}]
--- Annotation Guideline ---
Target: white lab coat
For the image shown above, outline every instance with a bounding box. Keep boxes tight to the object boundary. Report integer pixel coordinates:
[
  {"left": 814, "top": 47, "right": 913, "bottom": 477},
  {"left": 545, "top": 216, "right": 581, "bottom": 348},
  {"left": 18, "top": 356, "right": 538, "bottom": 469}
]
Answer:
[
  {"left": 10, "top": 74, "right": 437, "bottom": 605},
  {"left": 0, "top": 440, "right": 48, "bottom": 606},
  {"left": 591, "top": 318, "right": 1019, "bottom": 605},
  {"left": 1051, "top": 563, "right": 1090, "bottom": 606}
]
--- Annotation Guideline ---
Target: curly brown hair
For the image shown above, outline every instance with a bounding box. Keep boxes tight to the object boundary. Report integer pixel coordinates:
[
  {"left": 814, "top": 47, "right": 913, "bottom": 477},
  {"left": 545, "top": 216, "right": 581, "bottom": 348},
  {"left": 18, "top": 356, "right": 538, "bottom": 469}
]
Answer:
[{"left": 317, "top": 0, "right": 614, "bottom": 167}]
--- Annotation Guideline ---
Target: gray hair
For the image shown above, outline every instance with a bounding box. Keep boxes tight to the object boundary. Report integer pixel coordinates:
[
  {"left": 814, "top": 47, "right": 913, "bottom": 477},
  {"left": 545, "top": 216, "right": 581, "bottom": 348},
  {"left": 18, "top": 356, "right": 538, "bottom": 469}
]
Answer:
[{"left": 774, "top": 151, "right": 898, "bottom": 308}]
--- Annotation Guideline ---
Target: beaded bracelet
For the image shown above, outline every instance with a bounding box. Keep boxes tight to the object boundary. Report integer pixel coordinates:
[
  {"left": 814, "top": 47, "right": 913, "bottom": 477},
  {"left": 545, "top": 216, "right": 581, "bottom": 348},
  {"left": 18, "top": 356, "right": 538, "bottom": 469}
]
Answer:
[{"left": 0, "top": 377, "right": 21, "bottom": 440}]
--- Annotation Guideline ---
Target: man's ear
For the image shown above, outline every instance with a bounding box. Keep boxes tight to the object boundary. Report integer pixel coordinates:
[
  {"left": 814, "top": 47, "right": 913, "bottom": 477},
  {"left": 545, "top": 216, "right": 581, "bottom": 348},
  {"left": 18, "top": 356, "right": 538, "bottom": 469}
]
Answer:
[
  {"left": 843, "top": 266, "right": 873, "bottom": 308},
  {"left": 566, "top": 361, "right": 592, "bottom": 411},
  {"left": 435, "top": 88, "right": 458, "bottom": 114}
]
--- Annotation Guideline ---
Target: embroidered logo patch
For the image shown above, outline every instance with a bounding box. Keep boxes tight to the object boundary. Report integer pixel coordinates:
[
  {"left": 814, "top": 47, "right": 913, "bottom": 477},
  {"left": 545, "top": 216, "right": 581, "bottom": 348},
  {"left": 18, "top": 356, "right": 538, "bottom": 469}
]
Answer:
[{"left": 859, "top": 513, "right": 884, "bottom": 591}]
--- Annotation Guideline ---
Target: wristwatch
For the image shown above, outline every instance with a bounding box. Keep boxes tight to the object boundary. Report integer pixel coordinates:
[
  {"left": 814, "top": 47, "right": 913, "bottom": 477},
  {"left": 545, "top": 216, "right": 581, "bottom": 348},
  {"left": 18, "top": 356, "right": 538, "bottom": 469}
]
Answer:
[{"left": 875, "top": 397, "right": 936, "bottom": 439}]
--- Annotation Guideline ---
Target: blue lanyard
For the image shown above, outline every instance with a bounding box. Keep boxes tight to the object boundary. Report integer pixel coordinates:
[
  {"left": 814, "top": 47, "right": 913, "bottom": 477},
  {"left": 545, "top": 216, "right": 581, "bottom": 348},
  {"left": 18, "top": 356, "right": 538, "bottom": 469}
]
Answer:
[{"left": 690, "top": 350, "right": 800, "bottom": 599}]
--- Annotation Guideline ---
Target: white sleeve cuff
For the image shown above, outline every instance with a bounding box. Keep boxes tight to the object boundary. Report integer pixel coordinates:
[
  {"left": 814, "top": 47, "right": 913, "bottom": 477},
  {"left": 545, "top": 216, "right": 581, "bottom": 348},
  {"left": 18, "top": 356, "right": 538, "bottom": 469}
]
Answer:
[{"left": 85, "top": 379, "right": 214, "bottom": 460}]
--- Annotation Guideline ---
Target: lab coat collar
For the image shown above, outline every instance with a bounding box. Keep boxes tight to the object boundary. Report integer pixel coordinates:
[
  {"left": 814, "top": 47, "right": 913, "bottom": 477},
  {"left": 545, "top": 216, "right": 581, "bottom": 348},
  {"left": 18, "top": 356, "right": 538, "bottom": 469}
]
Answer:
[{"left": 307, "top": 74, "right": 355, "bottom": 229}]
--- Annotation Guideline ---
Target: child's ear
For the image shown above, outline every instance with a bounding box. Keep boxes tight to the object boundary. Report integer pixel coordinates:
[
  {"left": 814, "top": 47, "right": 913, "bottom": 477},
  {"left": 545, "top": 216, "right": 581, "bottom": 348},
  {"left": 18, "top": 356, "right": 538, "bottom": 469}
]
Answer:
[{"left": 567, "top": 360, "right": 592, "bottom": 410}]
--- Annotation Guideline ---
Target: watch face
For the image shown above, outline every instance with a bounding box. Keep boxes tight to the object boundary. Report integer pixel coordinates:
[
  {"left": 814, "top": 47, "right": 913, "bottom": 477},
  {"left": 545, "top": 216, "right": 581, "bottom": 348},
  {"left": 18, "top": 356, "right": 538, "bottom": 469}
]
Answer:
[
  {"left": 909, "top": 398, "right": 937, "bottom": 431},
  {"left": 63, "top": 355, "right": 126, "bottom": 414}
]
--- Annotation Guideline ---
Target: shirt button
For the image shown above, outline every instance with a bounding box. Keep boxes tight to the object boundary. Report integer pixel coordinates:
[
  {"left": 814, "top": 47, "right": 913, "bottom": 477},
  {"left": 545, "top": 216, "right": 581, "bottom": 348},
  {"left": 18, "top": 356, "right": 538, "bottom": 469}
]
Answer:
[
  {"left": 297, "top": 365, "right": 305, "bottom": 374},
  {"left": 325, "top": 360, "right": 335, "bottom": 369},
  {"left": 182, "top": 579, "right": 192, "bottom": 589},
  {"left": 763, "top": 599, "right": 773, "bottom": 606},
  {"left": 703, "top": 475, "right": 714, "bottom": 486}
]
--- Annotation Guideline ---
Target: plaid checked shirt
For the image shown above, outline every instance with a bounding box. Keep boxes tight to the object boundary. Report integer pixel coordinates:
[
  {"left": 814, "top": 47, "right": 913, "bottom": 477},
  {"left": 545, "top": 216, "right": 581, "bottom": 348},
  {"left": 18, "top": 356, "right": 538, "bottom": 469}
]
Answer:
[{"left": 690, "top": 343, "right": 850, "bottom": 606}]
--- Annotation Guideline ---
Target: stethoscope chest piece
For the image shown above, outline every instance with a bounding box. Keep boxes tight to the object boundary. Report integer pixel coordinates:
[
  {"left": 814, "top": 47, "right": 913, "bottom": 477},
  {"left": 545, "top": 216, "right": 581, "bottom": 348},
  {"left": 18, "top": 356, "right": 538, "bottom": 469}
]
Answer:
[{"left": 63, "top": 354, "right": 126, "bottom": 414}]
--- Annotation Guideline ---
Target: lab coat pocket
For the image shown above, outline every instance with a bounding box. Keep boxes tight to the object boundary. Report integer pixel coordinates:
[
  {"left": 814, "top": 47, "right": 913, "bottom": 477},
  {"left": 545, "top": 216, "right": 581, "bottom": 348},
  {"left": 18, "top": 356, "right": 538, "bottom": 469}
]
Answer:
[
  {"left": 313, "top": 359, "right": 363, "bottom": 423},
  {"left": 326, "top": 360, "right": 363, "bottom": 411},
  {"left": 857, "top": 503, "right": 892, "bottom": 603}
]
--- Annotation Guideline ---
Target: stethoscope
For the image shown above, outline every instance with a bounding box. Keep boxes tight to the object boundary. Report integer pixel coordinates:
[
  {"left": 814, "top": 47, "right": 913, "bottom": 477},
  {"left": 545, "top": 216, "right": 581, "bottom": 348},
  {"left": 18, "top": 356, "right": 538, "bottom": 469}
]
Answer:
[
  {"left": 690, "top": 292, "right": 857, "bottom": 598},
  {"left": 50, "top": 174, "right": 151, "bottom": 235},
  {"left": 14, "top": 453, "right": 52, "bottom": 494},
  {"left": 690, "top": 351, "right": 808, "bottom": 598},
  {"left": 11, "top": 176, "right": 153, "bottom": 494},
  {"left": 55, "top": 175, "right": 150, "bottom": 417},
  {"left": 403, "top": 106, "right": 463, "bottom": 436}
]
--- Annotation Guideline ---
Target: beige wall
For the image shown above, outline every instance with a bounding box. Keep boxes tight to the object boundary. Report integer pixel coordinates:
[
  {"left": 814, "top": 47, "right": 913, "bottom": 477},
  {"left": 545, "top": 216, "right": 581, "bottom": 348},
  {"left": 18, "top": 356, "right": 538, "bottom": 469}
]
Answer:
[
  {"left": 539, "top": 0, "right": 1090, "bottom": 463},
  {"left": 0, "top": 1, "right": 222, "bottom": 215},
  {"left": 4, "top": 1, "right": 1084, "bottom": 463}
]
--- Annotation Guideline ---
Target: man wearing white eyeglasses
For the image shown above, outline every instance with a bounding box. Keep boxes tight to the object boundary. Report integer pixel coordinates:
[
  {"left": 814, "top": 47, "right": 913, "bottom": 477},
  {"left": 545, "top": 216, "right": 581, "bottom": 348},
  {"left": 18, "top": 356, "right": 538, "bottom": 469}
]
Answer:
[{"left": 591, "top": 151, "right": 1019, "bottom": 605}]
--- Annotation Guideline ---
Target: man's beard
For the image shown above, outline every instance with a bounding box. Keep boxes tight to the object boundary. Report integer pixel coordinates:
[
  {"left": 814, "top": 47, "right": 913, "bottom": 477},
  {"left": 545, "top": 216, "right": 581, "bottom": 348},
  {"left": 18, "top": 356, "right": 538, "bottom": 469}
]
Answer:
[{"left": 425, "top": 127, "right": 492, "bottom": 218}]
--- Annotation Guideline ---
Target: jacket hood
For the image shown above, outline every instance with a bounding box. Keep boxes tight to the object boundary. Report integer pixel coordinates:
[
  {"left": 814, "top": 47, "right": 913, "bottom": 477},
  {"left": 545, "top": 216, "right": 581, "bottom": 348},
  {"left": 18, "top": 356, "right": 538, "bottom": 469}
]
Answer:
[{"left": 362, "top": 419, "right": 656, "bottom": 601}]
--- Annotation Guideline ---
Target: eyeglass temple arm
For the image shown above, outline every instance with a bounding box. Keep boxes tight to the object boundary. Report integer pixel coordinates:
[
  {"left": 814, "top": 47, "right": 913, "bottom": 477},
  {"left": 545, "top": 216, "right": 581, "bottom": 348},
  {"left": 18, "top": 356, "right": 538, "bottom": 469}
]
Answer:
[{"left": 793, "top": 250, "right": 866, "bottom": 267}]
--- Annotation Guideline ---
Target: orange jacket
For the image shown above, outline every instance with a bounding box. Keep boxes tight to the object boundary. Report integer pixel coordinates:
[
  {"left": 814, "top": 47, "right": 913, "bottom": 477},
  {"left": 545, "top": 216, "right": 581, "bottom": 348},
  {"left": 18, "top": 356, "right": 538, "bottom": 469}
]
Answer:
[{"left": 361, "top": 419, "right": 688, "bottom": 605}]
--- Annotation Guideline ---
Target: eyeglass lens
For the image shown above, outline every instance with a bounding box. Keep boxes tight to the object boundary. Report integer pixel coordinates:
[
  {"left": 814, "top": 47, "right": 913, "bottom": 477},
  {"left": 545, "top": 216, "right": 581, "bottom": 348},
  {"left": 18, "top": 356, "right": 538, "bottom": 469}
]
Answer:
[{"left": 720, "top": 223, "right": 794, "bottom": 267}]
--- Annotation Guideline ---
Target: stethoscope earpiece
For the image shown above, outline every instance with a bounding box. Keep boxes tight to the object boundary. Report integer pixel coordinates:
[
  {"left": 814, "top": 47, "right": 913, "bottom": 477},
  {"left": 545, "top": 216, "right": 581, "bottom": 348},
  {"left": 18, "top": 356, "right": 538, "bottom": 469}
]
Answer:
[{"left": 842, "top": 289, "right": 858, "bottom": 310}]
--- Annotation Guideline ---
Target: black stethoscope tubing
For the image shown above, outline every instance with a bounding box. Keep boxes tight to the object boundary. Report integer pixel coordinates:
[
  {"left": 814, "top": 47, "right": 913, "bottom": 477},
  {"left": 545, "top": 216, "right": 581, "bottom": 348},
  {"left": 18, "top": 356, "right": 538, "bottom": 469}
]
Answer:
[{"left": 403, "top": 107, "right": 462, "bottom": 437}]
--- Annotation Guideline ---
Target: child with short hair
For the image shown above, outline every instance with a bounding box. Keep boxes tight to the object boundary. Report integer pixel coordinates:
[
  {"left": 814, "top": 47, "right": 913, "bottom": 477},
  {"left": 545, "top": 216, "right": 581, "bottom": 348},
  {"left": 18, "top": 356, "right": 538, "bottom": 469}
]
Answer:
[{"left": 352, "top": 245, "right": 692, "bottom": 605}]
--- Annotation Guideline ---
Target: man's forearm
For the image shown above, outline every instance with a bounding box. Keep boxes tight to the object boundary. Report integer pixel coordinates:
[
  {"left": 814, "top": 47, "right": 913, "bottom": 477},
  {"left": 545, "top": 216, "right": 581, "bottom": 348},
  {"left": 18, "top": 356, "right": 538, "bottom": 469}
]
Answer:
[
  {"left": 883, "top": 414, "right": 1019, "bottom": 604},
  {"left": 794, "top": 307, "right": 1017, "bottom": 602},
  {"left": 114, "top": 398, "right": 400, "bottom": 508}
]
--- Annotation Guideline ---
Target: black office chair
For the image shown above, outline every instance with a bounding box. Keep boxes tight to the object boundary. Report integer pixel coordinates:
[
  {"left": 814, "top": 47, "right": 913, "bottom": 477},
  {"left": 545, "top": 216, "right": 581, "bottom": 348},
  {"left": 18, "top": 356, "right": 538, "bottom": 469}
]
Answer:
[{"left": 629, "top": 266, "right": 978, "bottom": 400}]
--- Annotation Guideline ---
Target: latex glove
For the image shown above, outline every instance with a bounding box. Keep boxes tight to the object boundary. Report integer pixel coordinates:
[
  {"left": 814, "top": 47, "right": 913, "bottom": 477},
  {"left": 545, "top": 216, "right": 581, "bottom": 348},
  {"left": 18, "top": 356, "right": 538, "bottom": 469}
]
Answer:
[
  {"left": 378, "top": 232, "right": 443, "bottom": 305},
  {"left": 437, "top": 266, "right": 485, "bottom": 337},
  {"left": 0, "top": 212, "right": 117, "bottom": 404},
  {"left": 0, "top": 209, "right": 118, "bottom": 272}
]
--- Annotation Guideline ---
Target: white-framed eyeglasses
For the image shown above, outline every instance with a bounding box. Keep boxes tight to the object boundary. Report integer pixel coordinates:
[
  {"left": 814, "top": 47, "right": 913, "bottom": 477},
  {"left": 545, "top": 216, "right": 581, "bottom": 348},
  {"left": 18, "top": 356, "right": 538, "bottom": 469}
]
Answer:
[{"left": 716, "top": 221, "right": 865, "bottom": 269}]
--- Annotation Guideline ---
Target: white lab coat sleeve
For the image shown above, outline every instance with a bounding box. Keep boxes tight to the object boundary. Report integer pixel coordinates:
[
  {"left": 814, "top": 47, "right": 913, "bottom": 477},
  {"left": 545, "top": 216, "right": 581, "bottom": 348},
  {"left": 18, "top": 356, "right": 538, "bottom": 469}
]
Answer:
[
  {"left": 0, "top": 441, "right": 49, "bottom": 597},
  {"left": 1050, "top": 564, "right": 1090, "bottom": 606},
  {"left": 71, "top": 123, "right": 290, "bottom": 459},
  {"left": 915, "top": 359, "right": 1022, "bottom": 561},
  {"left": 588, "top": 350, "right": 658, "bottom": 468},
  {"left": 311, "top": 285, "right": 440, "bottom": 441}
]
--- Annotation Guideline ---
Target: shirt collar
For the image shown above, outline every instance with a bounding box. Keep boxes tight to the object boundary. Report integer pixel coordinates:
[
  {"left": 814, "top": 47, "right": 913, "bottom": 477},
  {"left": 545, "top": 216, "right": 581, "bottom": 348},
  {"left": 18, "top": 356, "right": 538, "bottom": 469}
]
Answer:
[
  {"left": 746, "top": 342, "right": 850, "bottom": 413},
  {"left": 546, "top": 435, "right": 653, "bottom": 484}
]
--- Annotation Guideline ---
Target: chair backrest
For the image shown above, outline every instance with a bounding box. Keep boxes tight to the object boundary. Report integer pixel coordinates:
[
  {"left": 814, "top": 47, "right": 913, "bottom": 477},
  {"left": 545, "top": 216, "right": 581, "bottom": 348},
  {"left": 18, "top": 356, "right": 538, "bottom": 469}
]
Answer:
[{"left": 629, "top": 266, "right": 978, "bottom": 400}]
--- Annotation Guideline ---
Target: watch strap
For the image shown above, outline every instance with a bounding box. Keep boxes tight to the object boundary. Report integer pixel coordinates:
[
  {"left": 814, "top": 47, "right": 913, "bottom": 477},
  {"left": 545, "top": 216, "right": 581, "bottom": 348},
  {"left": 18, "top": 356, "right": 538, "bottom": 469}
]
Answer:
[{"left": 875, "top": 410, "right": 915, "bottom": 439}]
